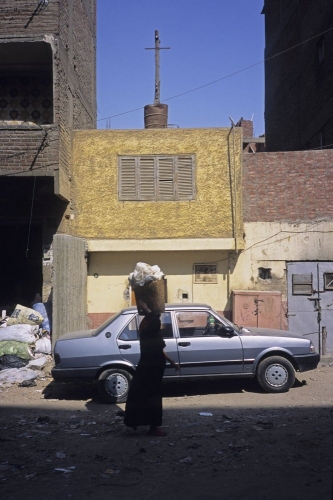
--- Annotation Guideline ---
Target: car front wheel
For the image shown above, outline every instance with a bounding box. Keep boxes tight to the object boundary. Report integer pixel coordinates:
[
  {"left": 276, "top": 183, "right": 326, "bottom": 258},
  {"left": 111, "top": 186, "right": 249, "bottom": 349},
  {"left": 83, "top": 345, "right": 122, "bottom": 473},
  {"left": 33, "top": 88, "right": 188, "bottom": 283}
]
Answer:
[
  {"left": 257, "top": 356, "right": 295, "bottom": 393},
  {"left": 97, "top": 368, "right": 132, "bottom": 404}
]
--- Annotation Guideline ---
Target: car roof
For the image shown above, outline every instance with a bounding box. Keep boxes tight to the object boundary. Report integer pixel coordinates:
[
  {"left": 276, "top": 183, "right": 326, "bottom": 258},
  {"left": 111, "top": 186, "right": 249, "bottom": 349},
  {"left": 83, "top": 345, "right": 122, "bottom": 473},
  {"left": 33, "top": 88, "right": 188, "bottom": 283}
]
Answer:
[{"left": 121, "top": 303, "right": 212, "bottom": 314}]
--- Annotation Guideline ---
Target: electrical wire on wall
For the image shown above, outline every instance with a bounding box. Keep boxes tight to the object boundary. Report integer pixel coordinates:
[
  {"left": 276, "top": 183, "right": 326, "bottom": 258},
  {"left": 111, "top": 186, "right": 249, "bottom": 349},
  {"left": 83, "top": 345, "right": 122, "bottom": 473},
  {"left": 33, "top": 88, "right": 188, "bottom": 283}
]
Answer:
[{"left": 26, "top": 176, "right": 36, "bottom": 258}]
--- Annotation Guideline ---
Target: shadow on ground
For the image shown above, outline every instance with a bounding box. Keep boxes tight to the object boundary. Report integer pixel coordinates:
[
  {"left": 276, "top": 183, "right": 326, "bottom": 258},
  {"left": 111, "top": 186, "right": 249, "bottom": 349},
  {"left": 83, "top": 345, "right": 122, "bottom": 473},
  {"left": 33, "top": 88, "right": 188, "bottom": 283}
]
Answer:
[{"left": 43, "top": 375, "right": 305, "bottom": 404}]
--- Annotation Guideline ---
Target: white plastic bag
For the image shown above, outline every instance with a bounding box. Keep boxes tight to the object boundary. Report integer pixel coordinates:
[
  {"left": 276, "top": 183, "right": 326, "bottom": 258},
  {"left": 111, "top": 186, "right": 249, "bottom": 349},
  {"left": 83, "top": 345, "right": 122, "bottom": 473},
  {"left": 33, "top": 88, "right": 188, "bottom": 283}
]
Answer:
[
  {"left": 6, "top": 304, "right": 43, "bottom": 326},
  {"left": 128, "top": 262, "right": 164, "bottom": 287},
  {"left": 0, "top": 324, "right": 38, "bottom": 343},
  {"left": 35, "top": 335, "right": 52, "bottom": 355},
  {"left": 0, "top": 367, "right": 38, "bottom": 385}
]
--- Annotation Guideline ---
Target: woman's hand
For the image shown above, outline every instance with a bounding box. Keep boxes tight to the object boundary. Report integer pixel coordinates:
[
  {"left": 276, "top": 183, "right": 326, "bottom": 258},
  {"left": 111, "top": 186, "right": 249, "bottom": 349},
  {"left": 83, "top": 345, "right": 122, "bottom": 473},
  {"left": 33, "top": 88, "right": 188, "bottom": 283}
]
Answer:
[
  {"left": 137, "top": 299, "right": 152, "bottom": 314},
  {"left": 164, "top": 351, "right": 180, "bottom": 371}
]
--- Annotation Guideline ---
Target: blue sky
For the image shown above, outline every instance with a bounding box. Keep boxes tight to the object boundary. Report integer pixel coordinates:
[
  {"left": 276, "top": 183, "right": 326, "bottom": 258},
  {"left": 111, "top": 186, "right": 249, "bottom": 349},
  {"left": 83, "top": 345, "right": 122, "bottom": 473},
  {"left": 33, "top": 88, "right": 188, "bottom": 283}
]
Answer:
[{"left": 97, "top": 0, "right": 265, "bottom": 136}]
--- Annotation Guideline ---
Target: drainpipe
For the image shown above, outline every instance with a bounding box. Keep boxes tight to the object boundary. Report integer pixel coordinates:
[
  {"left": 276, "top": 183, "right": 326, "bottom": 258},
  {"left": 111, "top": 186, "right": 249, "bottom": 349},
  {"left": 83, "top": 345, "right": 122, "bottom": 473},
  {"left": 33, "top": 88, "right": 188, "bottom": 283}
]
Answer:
[
  {"left": 227, "top": 125, "right": 238, "bottom": 253},
  {"left": 232, "top": 126, "right": 238, "bottom": 253}
]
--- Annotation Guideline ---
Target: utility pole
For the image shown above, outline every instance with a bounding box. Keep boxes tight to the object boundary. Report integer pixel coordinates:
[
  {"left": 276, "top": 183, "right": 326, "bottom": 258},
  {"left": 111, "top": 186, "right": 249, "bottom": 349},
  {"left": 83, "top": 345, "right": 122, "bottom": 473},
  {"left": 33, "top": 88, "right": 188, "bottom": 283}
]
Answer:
[{"left": 145, "top": 30, "right": 170, "bottom": 104}]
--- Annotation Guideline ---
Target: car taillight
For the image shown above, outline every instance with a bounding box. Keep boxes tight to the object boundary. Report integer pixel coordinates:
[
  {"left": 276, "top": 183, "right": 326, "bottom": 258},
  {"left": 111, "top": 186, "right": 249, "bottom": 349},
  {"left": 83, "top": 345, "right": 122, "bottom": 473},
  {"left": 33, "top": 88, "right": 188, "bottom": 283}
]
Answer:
[
  {"left": 54, "top": 353, "right": 61, "bottom": 364},
  {"left": 310, "top": 341, "right": 315, "bottom": 353}
]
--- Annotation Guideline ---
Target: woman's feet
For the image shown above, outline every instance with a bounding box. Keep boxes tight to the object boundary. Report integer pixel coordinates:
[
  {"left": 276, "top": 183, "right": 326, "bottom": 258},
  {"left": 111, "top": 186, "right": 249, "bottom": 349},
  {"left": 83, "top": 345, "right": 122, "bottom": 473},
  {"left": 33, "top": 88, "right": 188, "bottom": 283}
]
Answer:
[{"left": 147, "top": 426, "right": 167, "bottom": 437}]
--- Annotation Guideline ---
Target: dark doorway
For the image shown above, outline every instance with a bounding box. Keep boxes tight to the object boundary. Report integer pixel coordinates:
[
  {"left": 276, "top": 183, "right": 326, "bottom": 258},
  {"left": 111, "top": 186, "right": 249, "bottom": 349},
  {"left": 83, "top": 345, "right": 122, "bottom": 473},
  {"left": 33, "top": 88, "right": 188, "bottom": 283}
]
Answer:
[{"left": 0, "top": 223, "right": 43, "bottom": 313}]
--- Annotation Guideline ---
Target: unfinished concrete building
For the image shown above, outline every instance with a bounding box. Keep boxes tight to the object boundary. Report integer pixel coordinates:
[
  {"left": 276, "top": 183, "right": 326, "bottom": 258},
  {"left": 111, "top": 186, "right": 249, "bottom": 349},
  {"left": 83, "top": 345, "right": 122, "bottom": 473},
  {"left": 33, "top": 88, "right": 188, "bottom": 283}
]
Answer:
[
  {"left": 0, "top": 1, "right": 96, "bottom": 334},
  {"left": 263, "top": 0, "right": 333, "bottom": 151}
]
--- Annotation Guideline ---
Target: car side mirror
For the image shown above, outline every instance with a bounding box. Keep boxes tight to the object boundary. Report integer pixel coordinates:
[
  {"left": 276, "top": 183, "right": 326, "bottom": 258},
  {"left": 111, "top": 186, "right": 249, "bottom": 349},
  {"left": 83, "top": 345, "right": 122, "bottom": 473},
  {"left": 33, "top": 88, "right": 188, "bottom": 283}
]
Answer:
[{"left": 217, "top": 325, "right": 235, "bottom": 337}]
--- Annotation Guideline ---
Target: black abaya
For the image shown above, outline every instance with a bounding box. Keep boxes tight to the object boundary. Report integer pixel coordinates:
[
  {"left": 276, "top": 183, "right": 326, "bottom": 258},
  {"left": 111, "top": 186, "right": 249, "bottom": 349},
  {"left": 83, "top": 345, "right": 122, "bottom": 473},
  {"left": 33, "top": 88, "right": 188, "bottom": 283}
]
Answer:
[{"left": 124, "top": 315, "right": 166, "bottom": 429}]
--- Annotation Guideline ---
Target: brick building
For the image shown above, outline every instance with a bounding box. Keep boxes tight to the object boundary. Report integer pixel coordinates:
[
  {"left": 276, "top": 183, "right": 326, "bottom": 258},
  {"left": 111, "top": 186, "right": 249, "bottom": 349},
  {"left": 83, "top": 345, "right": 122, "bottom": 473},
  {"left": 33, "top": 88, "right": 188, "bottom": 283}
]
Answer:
[
  {"left": 263, "top": 0, "right": 333, "bottom": 151},
  {"left": 237, "top": 148, "right": 333, "bottom": 353},
  {"left": 0, "top": 1, "right": 96, "bottom": 327}
]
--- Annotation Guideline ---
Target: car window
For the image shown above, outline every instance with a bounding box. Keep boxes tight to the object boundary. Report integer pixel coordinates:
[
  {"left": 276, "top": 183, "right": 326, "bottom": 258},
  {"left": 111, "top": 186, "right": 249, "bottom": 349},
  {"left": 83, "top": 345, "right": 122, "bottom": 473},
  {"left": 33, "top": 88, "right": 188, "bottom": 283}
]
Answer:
[
  {"left": 159, "top": 312, "right": 173, "bottom": 338},
  {"left": 119, "top": 312, "right": 173, "bottom": 340},
  {"left": 119, "top": 317, "right": 139, "bottom": 340},
  {"left": 93, "top": 311, "right": 130, "bottom": 337},
  {"left": 176, "top": 311, "right": 223, "bottom": 337}
]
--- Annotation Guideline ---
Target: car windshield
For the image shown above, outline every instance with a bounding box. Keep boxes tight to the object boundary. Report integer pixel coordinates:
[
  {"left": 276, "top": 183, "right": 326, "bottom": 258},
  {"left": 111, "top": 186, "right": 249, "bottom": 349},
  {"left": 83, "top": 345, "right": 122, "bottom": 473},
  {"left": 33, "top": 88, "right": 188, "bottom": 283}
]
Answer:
[{"left": 212, "top": 312, "right": 243, "bottom": 334}]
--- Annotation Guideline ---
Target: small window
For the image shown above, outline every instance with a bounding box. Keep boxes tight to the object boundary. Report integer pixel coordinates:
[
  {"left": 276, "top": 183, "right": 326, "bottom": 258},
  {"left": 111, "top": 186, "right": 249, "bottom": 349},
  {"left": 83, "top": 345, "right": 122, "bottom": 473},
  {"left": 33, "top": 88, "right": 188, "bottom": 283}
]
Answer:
[
  {"left": 118, "top": 155, "right": 195, "bottom": 201},
  {"left": 194, "top": 264, "right": 217, "bottom": 284},
  {"left": 319, "top": 129, "right": 325, "bottom": 149},
  {"left": 324, "top": 273, "right": 333, "bottom": 290},
  {"left": 317, "top": 37, "right": 325, "bottom": 63},
  {"left": 259, "top": 267, "right": 272, "bottom": 280},
  {"left": 292, "top": 274, "right": 313, "bottom": 295}
]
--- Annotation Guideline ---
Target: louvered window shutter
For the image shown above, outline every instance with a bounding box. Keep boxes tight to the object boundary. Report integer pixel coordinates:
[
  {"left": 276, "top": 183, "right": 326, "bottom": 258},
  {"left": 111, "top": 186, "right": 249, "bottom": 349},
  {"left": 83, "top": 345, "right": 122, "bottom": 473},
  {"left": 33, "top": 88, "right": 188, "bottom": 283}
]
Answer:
[
  {"left": 119, "top": 154, "right": 195, "bottom": 201},
  {"left": 138, "top": 157, "right": 156, "bottom": 200},
  {"left": 157, "top": 157, "right": 175, "bottom": 200},
  {"left": 176, "top": 155, "right": 195, "bottom": 200},
  {"left": 119, "top": 157, "right": 137, "bottom": 200}
]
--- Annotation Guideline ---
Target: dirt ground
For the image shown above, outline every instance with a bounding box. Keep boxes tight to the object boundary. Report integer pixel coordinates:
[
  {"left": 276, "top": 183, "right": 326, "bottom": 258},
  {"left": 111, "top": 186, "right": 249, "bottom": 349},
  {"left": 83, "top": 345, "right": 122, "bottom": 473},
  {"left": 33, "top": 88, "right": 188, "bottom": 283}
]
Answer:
[{"left": 1, "top": 359, "right": 333, "bottom": 500}]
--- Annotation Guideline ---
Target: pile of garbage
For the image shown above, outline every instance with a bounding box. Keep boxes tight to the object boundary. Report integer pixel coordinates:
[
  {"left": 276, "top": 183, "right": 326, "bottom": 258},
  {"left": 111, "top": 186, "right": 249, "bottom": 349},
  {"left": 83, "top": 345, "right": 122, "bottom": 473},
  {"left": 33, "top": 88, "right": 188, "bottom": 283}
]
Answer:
[{"left": 0, "top": 303, "right": 52, "bottom": 387}]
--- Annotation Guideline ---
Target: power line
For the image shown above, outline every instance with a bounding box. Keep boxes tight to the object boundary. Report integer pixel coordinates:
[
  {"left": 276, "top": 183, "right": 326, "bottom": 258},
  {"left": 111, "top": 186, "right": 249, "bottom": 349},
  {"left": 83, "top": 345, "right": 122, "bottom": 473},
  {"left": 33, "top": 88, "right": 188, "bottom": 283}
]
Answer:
[
  {"left": 97, "top": 26, "right": 333, "bottom": 124},
  {"left": 1, "top": 26, "right": 332, "bottom": 164}
]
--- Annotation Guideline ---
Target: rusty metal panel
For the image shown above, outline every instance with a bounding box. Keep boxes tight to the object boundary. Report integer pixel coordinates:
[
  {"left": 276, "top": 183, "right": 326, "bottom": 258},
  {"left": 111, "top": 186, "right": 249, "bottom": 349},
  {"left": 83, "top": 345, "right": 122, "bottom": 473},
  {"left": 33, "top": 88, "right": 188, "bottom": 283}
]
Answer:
[
  {"left": 232, "top": 290, "right": 282, "bottom": 329},
  {"left": 257, "top": 293, "right": 282, "bottom": 329},
  {"left": 232, "top": 292, "right": 258, "bottom": 327}
]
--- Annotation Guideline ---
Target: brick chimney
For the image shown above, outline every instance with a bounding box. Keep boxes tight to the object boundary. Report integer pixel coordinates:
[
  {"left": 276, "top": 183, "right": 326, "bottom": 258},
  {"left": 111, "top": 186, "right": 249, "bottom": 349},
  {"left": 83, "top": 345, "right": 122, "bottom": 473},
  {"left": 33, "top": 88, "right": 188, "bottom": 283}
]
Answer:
[{"left": 236, "top": 117, "right": 254, "bottom": 138}]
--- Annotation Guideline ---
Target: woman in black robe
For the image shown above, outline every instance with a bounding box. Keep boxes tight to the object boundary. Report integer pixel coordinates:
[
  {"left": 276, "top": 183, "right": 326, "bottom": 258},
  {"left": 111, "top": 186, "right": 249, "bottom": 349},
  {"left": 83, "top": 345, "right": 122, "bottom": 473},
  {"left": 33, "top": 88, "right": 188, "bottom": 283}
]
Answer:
[{"left": 124, "top": 299, "right": 178, "bottom": 436}]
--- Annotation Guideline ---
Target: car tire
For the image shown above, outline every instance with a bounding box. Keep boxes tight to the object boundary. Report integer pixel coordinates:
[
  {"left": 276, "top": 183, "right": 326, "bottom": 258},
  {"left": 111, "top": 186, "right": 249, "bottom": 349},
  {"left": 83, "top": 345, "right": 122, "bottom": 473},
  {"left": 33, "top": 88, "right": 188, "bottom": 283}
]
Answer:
[
  {"left": 97, "top": 368, "right": 132, "bottom": 404},
  {"left": 257, "top": 356, "right": 295, "bottom": 393}
]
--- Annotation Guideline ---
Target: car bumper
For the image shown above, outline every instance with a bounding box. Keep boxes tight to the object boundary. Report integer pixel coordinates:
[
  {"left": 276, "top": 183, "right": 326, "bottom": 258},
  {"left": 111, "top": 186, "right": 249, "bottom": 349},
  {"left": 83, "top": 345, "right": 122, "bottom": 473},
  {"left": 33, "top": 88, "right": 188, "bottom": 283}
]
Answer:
[
  {"left": 51, "top": 366, "right": 99, "bottom": 381},
  {"left": 293, "top": 353, "right": 320, "bottom": 372}
]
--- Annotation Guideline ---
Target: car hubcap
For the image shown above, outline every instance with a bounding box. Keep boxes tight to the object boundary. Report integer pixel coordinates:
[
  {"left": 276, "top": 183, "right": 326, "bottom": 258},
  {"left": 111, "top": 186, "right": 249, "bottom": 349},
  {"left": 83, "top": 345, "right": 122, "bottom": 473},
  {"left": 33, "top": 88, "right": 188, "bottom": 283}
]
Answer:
[
  {"left": 105, "top": 373, "right": 128, "bottom": 397},
  {"left": 265, "top": 363, "right": 288, "bottom": 387}
]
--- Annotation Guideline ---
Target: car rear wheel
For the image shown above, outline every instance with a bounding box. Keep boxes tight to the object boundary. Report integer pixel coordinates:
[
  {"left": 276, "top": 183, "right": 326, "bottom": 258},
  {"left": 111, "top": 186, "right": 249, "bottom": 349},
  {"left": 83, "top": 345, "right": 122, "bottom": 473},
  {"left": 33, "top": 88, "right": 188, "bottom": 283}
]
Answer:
[
  {"left": 257, "top": 356, "right": 295, "bottom": 393},
  {"left": 97, "top": 368, "right": 132, "bottom": 404}
]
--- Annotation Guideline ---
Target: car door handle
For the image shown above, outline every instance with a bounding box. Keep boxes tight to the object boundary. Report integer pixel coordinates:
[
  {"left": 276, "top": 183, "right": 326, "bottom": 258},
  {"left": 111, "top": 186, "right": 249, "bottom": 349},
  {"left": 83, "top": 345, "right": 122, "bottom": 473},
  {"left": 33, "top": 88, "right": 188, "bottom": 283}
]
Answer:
[
  {"left": 119, "top": 345, "right": 131, "bottom": 350},
  {"left": 178, "top": 342, "right": 191, "bottom": 347}
]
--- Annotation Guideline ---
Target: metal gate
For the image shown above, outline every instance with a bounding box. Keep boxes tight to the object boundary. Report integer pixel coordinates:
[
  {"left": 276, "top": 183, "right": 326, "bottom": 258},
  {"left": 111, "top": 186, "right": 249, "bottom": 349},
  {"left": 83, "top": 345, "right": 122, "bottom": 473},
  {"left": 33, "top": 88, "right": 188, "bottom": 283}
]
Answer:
[{"left": 287, "top": 262, "right": 333, "bottom": 354}]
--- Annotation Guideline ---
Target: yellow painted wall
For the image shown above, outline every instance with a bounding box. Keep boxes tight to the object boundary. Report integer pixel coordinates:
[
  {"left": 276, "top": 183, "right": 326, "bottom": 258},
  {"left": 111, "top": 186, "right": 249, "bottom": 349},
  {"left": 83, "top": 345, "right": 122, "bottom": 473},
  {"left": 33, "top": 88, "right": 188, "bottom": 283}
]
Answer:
[
  {"left": 70, "top": 128, "right": 243, "bottom": 240},
  {"left": 87, "top": 251, "right": 231, "bottom": 314}
]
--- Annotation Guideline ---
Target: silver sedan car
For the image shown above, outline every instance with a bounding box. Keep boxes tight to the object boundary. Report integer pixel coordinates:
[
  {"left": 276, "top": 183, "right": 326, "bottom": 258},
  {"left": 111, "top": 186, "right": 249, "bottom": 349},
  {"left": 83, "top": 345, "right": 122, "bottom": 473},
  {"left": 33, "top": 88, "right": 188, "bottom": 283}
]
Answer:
[{"left": 52, "top": 304, "right": 320, "bottom": 403}]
